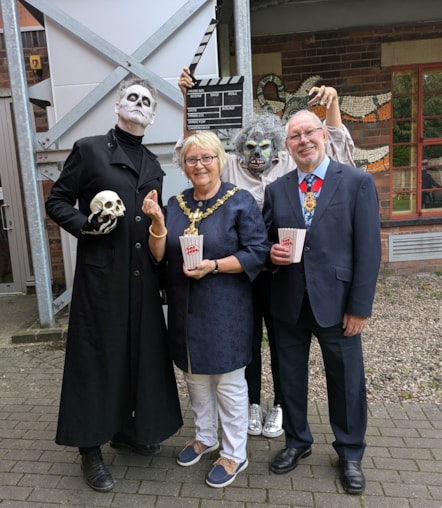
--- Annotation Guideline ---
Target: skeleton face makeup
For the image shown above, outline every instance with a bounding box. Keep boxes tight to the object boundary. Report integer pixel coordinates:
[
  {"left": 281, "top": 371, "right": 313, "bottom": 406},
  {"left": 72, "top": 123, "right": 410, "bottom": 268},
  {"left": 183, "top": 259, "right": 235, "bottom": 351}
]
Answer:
[
  {"left": 242, "top": 129, "right": 277, "bottom": 175},
  {"left": 115, "top": 84, "right": 156, "bottom": 129}
]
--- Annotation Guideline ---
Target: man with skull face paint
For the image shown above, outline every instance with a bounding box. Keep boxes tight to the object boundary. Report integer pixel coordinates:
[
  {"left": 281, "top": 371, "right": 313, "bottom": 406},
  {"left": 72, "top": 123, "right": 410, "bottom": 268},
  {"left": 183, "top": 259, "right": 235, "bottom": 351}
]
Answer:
[
  {"left": 176, "top": 67, "right": 355, "bottom": 440},
  {"left": 46, "top": 77, "right": 183, "bottom": 492}
]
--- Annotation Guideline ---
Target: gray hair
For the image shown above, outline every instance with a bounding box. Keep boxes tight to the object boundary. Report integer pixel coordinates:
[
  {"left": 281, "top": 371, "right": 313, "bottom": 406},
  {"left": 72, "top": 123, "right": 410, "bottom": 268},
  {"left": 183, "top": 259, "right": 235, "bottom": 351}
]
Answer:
[
  {"left": 117, "top": 77, "right": 158, "bottom": 111},
  {"left": 285, "top": 109, "right": 322, "bottom": 135},
  {"left": 233, "top": 113, "right": 286, "bottom": 155}
]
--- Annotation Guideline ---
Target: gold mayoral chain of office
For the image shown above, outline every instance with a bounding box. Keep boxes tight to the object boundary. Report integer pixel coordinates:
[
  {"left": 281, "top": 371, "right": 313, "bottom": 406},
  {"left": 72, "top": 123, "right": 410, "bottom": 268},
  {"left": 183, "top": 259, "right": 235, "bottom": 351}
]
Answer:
[
  {"left": 177, "top": 186, "right": 240, "bottom": 236},
  {"left": 299, "top": 177, "right": 323, "bottom": 213}
]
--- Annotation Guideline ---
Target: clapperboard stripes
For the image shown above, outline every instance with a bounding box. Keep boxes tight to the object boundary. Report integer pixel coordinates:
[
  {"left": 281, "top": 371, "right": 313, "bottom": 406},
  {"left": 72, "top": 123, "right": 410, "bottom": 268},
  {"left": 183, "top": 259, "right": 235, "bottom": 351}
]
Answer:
[
  {"left": 195, "top": 76, "right": 242, "bottom": 87},
  {"left": 189, "top": 18, "right": 219, "bottom": 76},
  {"left": 185, "top": 17, "right": 244, "bottom": 130}
]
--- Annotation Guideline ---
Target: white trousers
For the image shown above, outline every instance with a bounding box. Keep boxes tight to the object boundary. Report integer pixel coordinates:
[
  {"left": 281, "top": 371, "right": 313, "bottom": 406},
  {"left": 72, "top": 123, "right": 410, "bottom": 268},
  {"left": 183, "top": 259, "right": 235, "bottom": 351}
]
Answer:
[{"left": 183, "top": 367, "right": 248, "bottom": 464}]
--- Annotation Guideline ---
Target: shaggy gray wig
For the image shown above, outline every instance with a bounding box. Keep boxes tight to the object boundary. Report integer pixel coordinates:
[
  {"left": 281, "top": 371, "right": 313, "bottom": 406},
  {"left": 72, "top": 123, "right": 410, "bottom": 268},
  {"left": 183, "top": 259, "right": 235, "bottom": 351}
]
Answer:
[{"left": 232, "top": 113, "right": 286, "bottom": 158}]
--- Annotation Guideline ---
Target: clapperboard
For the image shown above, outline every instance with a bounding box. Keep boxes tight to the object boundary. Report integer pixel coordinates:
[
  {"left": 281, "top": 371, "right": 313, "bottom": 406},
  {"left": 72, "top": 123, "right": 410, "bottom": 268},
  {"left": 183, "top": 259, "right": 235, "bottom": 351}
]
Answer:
[{"left": 186, "top": 19, "right": 244, "bottom": 131}]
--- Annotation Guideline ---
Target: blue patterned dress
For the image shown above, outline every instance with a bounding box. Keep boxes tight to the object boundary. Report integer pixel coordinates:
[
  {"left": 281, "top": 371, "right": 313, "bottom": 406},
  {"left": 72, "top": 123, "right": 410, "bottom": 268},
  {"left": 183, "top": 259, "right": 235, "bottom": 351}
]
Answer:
[{"left": 165, "top": 181, "right": 269, "bottom": 375}]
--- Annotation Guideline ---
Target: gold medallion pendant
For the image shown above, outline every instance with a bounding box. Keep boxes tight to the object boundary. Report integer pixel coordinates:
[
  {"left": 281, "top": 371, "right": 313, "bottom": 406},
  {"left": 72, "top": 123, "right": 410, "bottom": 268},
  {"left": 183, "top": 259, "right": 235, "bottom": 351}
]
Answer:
[{"left": 303, "top": 192, "right": 316, "bottom": 212}]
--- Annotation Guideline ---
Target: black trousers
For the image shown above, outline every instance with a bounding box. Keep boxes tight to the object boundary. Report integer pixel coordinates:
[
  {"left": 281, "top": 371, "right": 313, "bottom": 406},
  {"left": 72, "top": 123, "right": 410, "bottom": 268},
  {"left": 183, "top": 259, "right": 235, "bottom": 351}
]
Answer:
[
  {"left": 274, "top": 292, "right": 367, "bottom": 461},
  {"left": 245, "top": 270, "right": 282, "bottom": 407}
]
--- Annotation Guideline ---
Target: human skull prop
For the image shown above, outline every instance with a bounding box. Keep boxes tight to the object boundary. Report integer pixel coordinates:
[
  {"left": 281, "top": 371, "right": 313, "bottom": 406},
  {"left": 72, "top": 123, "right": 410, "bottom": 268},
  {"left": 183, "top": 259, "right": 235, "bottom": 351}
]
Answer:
[{"left": 89, "top": 190, "right": 126, "bottom": 222}]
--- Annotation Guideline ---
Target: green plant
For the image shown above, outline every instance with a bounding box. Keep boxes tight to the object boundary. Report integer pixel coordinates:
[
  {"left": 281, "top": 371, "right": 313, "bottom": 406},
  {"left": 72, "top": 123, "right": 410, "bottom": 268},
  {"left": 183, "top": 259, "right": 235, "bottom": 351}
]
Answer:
[{"left": 262, "top": 327, "right": 269, "bottom": 347}]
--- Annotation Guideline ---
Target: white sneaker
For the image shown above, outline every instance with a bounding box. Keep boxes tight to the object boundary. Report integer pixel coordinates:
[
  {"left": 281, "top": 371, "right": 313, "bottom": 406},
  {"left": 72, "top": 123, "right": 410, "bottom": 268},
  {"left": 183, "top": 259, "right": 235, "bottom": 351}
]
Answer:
[
  {"left": 247, "top": 403, "right": 264, "bottom": 436},
  {"left": 262, "top": 404, "right": 284, "bottom": 438}
]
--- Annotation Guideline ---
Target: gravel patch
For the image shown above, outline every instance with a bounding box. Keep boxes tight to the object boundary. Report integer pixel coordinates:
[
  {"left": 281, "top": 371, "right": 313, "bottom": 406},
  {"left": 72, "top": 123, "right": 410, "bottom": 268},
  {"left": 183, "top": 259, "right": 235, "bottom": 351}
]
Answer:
[{"left": 175, "top": 273, "right": 442, "bottom": 403}]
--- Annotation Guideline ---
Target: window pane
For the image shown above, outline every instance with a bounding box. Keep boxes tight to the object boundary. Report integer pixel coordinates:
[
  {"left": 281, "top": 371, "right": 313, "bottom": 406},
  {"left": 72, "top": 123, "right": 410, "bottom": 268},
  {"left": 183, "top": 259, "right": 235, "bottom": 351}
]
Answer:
[
  {"left": 421, "top": 153, "right": 442, "bottom": 209},
  {"left": 392, "top": 145, "right": 418, "bottom": 167},
  {"left": 423, "top": 70, "right": 442, "bottom": 92},
  {"left": 423, "top": 118, "right": 442, "bottom": 139},
  {"left": 422, "top": 169, "right": 442, "bottom": 209},
  {"left": 422, "top": 167, "right": 440, "bottom": 190},
  {"left": 423, "top": 93, "right": 442, "bottom": 116},
  {"left": 392, "top": 168, "right": 416, "bottom": 192},
  {"left": 392, "top": 120, "right": 418, "bottom": 143},
  {"left": 423, "top": 144, "right": 442, "bottom": 161},
  {"left": 393, "top": 96, "right": 412, "bottom": 118},
  {"left": 392, "top": 192, "right": 416, "bottom": 214},
  {"left": 393, "top": 70, "right": 418, "bottom": 93}
]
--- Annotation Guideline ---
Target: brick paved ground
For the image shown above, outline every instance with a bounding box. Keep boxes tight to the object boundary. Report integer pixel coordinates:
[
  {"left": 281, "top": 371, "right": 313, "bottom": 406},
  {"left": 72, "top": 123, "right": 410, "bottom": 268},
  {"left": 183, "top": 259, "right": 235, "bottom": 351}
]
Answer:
[{"left": 0, "top": 295, "right": 441, "bottom": 507}]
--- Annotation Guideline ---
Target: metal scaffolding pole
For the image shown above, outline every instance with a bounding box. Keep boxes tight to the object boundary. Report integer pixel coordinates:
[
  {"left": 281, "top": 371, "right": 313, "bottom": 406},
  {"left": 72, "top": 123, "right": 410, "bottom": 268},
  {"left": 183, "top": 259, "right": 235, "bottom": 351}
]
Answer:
[
  {"left": 233, "top": 0, "right": 253, "bottom": 124},
  {"left": 1, "top": 0, "right": 55, "bottom": 327}
]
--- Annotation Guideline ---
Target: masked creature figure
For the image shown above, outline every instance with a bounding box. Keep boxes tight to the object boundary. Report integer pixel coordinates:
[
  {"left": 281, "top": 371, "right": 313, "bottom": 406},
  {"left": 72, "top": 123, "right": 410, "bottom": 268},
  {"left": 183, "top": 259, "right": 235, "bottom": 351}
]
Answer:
[{"left": 233, "top": 113, "right": 286, "bottom": 176}]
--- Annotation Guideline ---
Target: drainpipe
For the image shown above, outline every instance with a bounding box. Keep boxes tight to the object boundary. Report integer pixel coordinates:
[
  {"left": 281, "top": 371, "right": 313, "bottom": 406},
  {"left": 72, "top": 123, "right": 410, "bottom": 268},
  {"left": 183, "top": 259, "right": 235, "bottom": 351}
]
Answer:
[{"left": 233, "top": 0, "right": 253, "bottom": 124}]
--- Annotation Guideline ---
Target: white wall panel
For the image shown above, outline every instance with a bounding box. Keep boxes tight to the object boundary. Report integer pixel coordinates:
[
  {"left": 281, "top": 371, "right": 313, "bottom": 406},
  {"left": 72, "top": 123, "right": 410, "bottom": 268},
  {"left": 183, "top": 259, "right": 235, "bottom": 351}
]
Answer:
[{"left": 44, "top": 0, "right": 218, "bottom": 148}]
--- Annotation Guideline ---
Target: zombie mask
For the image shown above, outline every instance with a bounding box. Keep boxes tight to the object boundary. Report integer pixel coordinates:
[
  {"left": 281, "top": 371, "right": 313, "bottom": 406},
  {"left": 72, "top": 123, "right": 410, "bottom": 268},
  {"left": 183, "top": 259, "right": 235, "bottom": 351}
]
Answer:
[
  {"left": 115, "top": 84, "right": 156, "bottom": 128},
  {"left": 242, "top": 128, "right": 277, "bottom": 175}
]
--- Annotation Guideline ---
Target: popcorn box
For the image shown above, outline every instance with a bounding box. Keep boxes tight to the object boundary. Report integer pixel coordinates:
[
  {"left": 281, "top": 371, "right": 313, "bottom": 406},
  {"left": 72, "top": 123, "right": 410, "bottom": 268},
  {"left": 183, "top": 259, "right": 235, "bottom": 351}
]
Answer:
[
  {"left": 278, "top": 228, "right": 306, "bottom": 263},
  {"left": 179, "top": 235, "right": 204, "bottom": 270}
]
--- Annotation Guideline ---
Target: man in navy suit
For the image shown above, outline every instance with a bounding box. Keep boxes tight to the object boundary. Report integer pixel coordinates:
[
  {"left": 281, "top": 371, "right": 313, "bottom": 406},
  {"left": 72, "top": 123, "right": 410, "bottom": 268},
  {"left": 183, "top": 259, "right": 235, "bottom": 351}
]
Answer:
[{"left": 262, "top": 110, "right": 381, "bottom": 495}]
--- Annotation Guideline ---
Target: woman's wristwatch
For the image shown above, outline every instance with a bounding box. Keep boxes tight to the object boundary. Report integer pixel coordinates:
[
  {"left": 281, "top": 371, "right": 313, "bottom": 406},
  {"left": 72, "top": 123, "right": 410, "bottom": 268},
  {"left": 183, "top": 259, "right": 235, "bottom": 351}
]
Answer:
[{"left": 212, "top": 259, "right": 219, "bottom": 274}]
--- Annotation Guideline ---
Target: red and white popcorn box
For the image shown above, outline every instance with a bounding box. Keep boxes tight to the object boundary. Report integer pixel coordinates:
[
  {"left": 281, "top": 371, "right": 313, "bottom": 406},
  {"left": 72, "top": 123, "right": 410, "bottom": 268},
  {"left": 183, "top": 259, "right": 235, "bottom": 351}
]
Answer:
[
  {"left": 179, "top": 235, "right": 204, "bottom": 270},
  {"left": 278, "top": 228, "right": 306, "bottom": 263}
]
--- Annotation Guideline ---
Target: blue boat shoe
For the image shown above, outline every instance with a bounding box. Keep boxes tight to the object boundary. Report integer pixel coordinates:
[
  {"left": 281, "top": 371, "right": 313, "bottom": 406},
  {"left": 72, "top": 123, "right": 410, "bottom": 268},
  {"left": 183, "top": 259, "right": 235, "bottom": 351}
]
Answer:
[
  {"left": 177, "top": 439, "right": 219, "bottom": 466},
  {"left": 206, "top": 457, "right": 249, "bottom": 488}
]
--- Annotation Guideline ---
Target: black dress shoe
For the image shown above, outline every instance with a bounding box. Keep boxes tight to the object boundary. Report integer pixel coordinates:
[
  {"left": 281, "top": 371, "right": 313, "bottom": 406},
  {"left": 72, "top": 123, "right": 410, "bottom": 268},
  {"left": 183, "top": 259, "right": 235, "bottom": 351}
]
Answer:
[
  {"left": 110, "top": 432, "right": 161, "bottom": 456},
  {"left": 81, "top": 448, "right": 114, "bottom": 492},
  {"left": 270, "top": 446, "right": 312, "bottom": 474},
  {"left": 339, "top": 460, "right": 366, "bottom": 495}
]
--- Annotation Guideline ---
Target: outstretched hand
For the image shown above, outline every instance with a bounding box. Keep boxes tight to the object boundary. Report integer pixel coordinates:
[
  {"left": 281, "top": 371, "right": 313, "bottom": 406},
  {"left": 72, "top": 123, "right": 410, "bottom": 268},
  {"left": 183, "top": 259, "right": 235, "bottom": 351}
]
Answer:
[{"left": 308, "top": 85, "right": 338, "bottom": 109}]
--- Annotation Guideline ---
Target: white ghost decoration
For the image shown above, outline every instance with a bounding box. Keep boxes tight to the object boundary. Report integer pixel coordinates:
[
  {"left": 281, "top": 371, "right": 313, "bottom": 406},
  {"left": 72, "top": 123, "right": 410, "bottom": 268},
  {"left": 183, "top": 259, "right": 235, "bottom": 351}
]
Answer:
[{"left": 89, "top": 190, "right": 126, "bottom": 222}]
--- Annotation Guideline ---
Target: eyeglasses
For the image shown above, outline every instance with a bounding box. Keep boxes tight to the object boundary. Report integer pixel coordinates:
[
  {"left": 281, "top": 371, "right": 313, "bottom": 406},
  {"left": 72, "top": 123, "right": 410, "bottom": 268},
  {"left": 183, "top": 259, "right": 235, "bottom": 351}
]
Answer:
[
  {"left": 184, "top": 155, "right": 218, "bottom": 167},
  {"left": 286, "top": 127, "right": 323, "bottom": 143}
]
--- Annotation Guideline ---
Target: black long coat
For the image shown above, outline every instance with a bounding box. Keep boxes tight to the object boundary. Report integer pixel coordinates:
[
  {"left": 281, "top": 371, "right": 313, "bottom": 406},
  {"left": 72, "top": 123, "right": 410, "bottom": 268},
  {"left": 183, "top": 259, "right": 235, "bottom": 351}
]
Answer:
[{"left": 45, "top": 129, "right": 182, "bottom": 448}]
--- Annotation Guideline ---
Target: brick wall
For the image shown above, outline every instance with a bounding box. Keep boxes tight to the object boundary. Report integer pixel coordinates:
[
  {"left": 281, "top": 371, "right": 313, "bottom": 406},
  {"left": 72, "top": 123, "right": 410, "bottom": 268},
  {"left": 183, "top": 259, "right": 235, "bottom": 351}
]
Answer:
[
  {"left": 251, "top": 23, "right": 442, "bottom": 274},
  {"left": 42, "top": 181, "right": 65, "bottom": 290},
  {"left": 2, "top": 22, "right": 442, "bottom": 280},
  {"left": 0, "top": 30, "right": 48, "bottom": 87},
  {"left": 252, "top": 23, "right": 442, "bottom": 150},
  {"left": 380, "top": 225, "right": 442, "bottom": 276},
  {"left": 0, "top": 29, "right": 65, "bottom": 287}
]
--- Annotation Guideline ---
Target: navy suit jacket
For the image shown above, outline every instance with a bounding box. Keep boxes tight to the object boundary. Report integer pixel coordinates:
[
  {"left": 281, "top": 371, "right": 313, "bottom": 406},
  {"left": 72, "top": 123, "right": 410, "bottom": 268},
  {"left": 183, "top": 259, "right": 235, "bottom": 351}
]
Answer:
[{"left": 262, "top": 160, "right": 381, "bottom": 328}]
